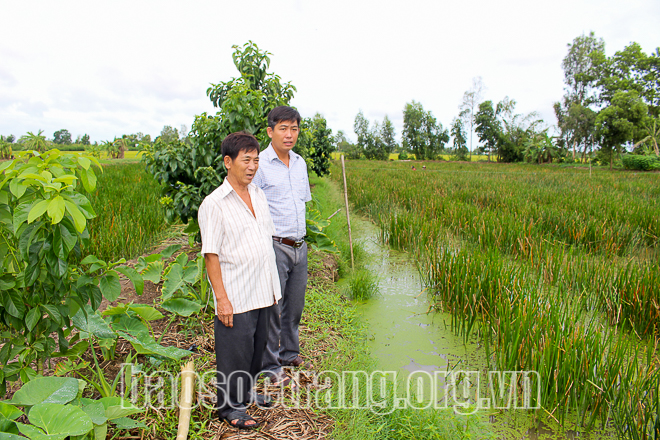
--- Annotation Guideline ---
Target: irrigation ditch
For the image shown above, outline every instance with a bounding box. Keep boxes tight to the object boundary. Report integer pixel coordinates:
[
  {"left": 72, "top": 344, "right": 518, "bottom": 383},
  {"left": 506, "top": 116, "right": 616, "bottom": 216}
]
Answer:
[{"left": 324, "top": 160, "right": 660, "bottom": 439}]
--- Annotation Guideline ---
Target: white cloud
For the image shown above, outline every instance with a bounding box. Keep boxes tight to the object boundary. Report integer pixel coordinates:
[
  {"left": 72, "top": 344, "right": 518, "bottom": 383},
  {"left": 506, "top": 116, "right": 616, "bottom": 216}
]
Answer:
[{"left": 0, "top": 0, "right": 658, "bottom": 144}]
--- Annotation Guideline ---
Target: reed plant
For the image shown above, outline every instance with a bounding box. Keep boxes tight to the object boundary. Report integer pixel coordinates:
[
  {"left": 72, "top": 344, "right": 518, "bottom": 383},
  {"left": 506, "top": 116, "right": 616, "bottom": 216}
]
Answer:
[
  {"left": 332, "top": 160, "right": 660, "bottom": 437},
  {"left": 80, "top": 163, "right": 168, "bottom": 262}
]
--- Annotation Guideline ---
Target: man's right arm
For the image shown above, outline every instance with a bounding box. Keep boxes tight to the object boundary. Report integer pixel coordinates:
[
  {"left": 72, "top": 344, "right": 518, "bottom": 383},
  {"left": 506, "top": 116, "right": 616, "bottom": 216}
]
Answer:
[{"left": 204, "top": 253, "right": 234, "bottom": 328}]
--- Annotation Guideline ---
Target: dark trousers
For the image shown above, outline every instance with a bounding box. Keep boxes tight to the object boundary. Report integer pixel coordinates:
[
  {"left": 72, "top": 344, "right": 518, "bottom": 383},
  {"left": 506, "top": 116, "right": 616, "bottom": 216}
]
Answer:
[
  {"left": 214, "top": 305, "right": 272, "bottom": 416},
  {"left": 263, "top": 241, "right": 308, "bottom": 373}
]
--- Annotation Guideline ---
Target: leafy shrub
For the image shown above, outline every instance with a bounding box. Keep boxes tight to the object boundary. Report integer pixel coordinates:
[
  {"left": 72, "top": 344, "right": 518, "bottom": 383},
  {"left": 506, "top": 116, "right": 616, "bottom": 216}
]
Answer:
[
  {"left": 0, "top": 151, "right": 143, "bottom": 392},
  {"left": 622, "top": 154, "right": 660, "bottom": 171}
]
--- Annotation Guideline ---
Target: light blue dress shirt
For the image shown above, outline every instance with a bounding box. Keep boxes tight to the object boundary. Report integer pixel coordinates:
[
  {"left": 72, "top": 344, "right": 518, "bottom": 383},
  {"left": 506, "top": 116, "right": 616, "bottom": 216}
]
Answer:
[{"left": 253, "top": 144, "right": 311, "bottom": 240}]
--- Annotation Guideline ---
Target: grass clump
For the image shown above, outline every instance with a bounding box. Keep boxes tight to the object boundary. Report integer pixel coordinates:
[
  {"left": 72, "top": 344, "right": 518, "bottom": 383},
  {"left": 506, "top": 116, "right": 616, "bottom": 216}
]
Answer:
[{"left": 346, "top": 268, "right": 379, "bottom": 301}]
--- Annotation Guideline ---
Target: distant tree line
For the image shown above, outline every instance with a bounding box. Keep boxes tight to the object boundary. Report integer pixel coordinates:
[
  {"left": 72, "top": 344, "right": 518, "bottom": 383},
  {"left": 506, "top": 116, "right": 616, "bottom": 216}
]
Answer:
[{"left": 341, "top": 32, "right": 658, "bottom": 168}]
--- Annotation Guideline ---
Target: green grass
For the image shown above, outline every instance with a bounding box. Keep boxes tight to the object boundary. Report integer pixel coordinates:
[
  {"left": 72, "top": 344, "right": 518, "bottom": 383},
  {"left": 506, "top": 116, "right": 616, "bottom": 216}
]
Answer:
[
  {"left": 309, "top": 173, "right": 491, "bottom": 439},
  {"left": 329, "top": 159, "right": 660, "bottom": 437},
  {"left": 80, "top": 162, "right": 170, "bottom": 262}
]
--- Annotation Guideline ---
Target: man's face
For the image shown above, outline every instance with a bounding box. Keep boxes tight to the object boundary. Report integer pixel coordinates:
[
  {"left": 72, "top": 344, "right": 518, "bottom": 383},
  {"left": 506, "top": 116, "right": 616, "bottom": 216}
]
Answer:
[
  {"left": 224, "top": 149, "right": 259, "bottom": 187},
  {"left": 267, "top": 120, "right": 299, "bottom": 153}
]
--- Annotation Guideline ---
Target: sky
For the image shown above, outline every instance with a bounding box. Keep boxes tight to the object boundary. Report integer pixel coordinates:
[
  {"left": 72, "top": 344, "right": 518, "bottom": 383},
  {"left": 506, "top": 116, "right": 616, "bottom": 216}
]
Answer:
[{"left": 1, "top": 0, "right": 659, "bottom": 145}]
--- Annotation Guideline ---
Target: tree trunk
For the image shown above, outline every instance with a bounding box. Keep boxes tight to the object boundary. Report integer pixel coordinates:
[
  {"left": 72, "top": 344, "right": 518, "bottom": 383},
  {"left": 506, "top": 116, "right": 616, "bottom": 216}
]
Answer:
[
  {"left": 573, "top": 139, "right": 576, "bottom": 161},
  {"left": 610, "top": 149, "right": 613, "bottom": 171}
]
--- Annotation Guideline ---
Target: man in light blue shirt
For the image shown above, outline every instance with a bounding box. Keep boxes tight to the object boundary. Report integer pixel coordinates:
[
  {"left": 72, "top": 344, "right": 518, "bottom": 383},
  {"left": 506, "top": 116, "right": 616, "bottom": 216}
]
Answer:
[{"left": 253, "top": 106, "right": 312, "bottom": 385}]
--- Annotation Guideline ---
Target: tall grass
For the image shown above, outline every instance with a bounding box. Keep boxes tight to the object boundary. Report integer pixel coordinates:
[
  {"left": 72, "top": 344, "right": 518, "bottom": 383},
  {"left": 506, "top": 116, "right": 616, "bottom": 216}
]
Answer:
[
  {"left": 332, "top": 160, "right": 660, "bottom": 437},
  {"left": 81, "top": 163, "right": 168, "bottom": 262}
]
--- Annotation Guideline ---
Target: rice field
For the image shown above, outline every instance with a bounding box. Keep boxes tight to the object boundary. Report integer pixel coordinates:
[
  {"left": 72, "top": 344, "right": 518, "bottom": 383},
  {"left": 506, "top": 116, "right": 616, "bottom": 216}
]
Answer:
[
  {"left": 333, "top": 159, "right": 660, "bottom": 437},
  {"left": 79, "top": 162, "right": 169, "bottom": 262}
]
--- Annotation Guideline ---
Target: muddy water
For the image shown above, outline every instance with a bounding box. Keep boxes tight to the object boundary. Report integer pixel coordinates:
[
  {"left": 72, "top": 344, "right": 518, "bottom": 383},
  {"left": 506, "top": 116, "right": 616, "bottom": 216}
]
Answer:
[{"left": 348, "top": 218, "right": 614, "bottom": 440}]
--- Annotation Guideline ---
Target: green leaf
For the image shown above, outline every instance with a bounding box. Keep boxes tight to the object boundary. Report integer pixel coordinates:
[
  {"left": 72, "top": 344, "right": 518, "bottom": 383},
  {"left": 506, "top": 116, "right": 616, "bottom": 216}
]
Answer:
[
  {"left": 98, "top": 397, "right": 143, "bottom": 420},
  {"left": 9, "top": 179, "right": 27, "bottom": 199},
  {"left": 71, "top": 306, "right": 117, "bottom": 340},
  {"left": 12, "top": 202, "right": 33, "bottom": 233},
  {"left": 93, "top": 423, "right": 107, "bottom": 440},
  {"left": 99, "top": 273, "right": 121, "bottom": 302},
  {"left": 111, "top": 417, "right": 147, "bottom": 430},
  {"left": 141, "top": 261, "right": 163, "bottom": 284},
  {"left": 77, "top": 157, "right": 91, "bottom": 170},
  {"left": 27, "top": 200, "right": 49, "bottom": 224},
  {"left": 160, "top": 244, "right": 181, "bottom": 259},
  {"left": 3, "top": 290, "right": 26, "bottom": 319},
  {"left": 161, "top": 298, "right": 202, "bottom": 317},
  {"left": 127, "top": 305, "right": 163, "bottom": 322},
  {"left": 161, "top": 263, "right": 184, "bottom": 300},
  {"left": 25, "top": 308, "right": 41, "bottom": 332},
  {"left": 81, "top": 401, "right": 107, "bottom": 425},
  {"left": 10, "top": 376, "right": 80, "bottom": 406},
  {"left": 79, "top": 168, "right": 97, "bottom": 193},
  {"left": 115, "top": 266, "right": 144, "bottom": 296},
  {"left": 0, "top": 402, "right": 23, "bottom": 420},
  {"left": 53, "top": 341, "right": 89, "bottom": 358},
  {"left": 46, "top": 196, "right": 66, "bottom": 224},
  {"left": 80, "top": 255, "right": 103, "bottom": 265},
  {"left": 64, "top": 200, "right": 86, "bottom": 233},
  {"left": 28, "top": 402, "right": 93, "bottom": 437},
  {"left": 0, "top": 275, "right": 16, "bottom": 290},
  {"left": 52, "top": 175, "right": 77, "bottom": 185}
]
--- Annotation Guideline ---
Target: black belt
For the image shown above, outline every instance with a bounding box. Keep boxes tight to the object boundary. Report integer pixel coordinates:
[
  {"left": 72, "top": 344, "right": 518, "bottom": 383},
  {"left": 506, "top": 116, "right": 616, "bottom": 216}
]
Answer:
[{"left": 273, "top": 236, "right": 305, "bottom": 248}]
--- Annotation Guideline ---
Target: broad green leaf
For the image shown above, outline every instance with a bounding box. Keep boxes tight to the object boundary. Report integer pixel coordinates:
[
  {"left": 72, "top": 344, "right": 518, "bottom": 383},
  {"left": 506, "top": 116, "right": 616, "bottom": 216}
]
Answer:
[
  {"left": 79, "top": 168, "right": 97, "bottom": 193},
  {"left": 10, "top": 376, "right": 79, "bottom": 406},
  {"left": 81, "top": 401, "right": 107, "bottom": 425},
  {"left": 54, "top": 341, "right": 89, "bottom": 358},
  {"left": 64, "top": 200, "right": 85, "bottom": 233},
  {"left": 93, "top": 423, "right": 107, "bottom": 440},
  {"left": 0, "top": 428, "right": 21, "bottom": 440},
  {"left": 28, "top": 402, "right": 93, "bottom": 437},
  {"left": 52, "top": 175, "right": 77, "bottom": 185},
  {"left": 9, "top": 179, "right": 27, "bottom": 199},
  {"left": 0, "top": 402, "right": 22, "bottom": 420},
  {"left": 40, "top": 304, "right": 62, "bottom": 323},
  {"left": 182, "top": 265, "right": 198, "bottom": 284},
  {"left": 27, "top": 200, "right": 49, "bottom": 224},
  {"left": 15, "top": 423, "right": 56, "bottom": 440},
  {"left": 3, "top": 290, "right": 26, "bottom": 319},
  {"left": 19, "top": 367, "right": 37, "bottom": 384},
  {"left": 80, "top": 255, "right": 103, "bottom": 265},
  {"left": 63, "top": 193, "right": 95, "bottom": 219},
  {"left": 46, "top": 196, "right": 65, "bottom": 224},
  {"left": 160, "top": 244, "right": 181, "bottom": 259},
  {"left": 12, "top": 202, "right": 33, "bottom": 233},
  {"left": 98, "top": 397, "right": 143, "bottom": 420},
  {"left": 141, "top": 261, "right": 163, "bottom": 284},
  {"left": 115, "top": 330, "right": 191, "bottom": 360},
  {"left": 161, "top": 298, "right": 202, "bottom": 317},
  {"left": 25, "top": 308, "right": 41, "bottom": 332},
  {"left": 0, "top": 275, "right": 16, "bottom": 290},
  {"left": 127, "top": 305, "right": 163, "bottom": 322},
  {"left": 102, "top": 304, "right": 128, "bottom": 317},
  {"left": 99, "top": 273, "right": 121, "bottom": 302},
  {"left": 77, "top": 156, "right": 91, "bottom": 170},
  {"left": 71, "top": 306, "right": 117, "bottom": 340},
  {"left": 111, "top": 417, "right": 147, "bottom": 430},
  {"left": 161, "top": 263, "right": 184, "bottom": 300},
  {"left": 115, "top": 266, "right": 144, "bottom": 296}
]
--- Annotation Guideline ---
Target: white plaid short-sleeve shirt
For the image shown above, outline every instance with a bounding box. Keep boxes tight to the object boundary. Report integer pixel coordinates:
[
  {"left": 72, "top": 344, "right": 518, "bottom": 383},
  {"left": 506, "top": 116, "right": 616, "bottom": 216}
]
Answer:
[
  {"left": 198, "top": 178, "right": 281, "bottom": 314},
  {"left": 253, "top": 144, "right": 312, "bottom": 240}
]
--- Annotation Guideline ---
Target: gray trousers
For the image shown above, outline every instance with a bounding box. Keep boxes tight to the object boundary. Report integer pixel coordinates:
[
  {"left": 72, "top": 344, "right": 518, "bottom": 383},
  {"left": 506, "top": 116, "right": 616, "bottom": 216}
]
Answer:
[
  {"left": 262, "top": 240, "right": 308, "bottom": 373},
  {"left": 214, "top": 305, "right": 272, "bottom": 416}
]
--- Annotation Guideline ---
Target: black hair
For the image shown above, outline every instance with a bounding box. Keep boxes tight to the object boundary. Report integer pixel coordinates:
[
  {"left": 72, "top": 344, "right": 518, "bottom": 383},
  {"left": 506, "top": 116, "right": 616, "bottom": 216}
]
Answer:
[
  {"left": 221, "top": 131, "right": 260, "bottom": 161},
  {"left": 267, "top": 106, "right": 301, "bottom": 129}
]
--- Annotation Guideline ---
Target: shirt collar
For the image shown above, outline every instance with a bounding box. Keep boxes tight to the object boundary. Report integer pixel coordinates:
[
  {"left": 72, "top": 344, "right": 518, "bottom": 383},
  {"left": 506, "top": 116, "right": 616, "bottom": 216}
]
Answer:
[
  {"left": 264, "top": 143, "right": 301, "bottom": 164},
  {"left": 219, "top": 178, "right": 255, "bottom": 199}
]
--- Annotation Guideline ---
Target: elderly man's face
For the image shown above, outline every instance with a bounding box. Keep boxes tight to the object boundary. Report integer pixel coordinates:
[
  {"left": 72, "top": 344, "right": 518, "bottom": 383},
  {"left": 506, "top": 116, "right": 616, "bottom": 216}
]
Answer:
[{"left": 224, "top": 149, "right": 259, "bottom": 187}]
